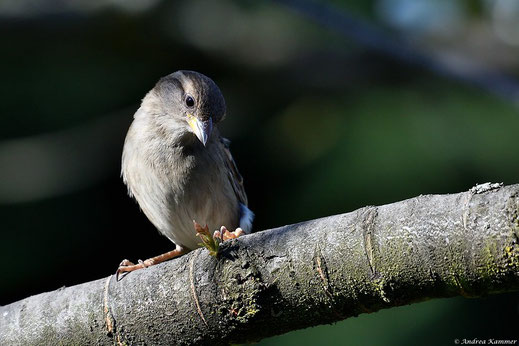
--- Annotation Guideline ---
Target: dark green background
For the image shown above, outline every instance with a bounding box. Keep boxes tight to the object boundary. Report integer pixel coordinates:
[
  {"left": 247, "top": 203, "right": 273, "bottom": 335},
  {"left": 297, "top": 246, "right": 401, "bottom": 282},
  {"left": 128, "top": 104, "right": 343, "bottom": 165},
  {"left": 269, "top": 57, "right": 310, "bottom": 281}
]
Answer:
[{"left": 1, "top": 1, "right": 518, "bottom": 344}]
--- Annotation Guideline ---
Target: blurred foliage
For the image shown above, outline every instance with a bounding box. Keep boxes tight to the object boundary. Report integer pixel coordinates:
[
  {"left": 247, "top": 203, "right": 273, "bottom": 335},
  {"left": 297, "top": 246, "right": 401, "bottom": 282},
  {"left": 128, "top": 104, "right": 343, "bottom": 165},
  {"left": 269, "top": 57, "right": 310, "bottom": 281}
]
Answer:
[{"left": 0, "top": 0, "right": 518, "bottom": 345}]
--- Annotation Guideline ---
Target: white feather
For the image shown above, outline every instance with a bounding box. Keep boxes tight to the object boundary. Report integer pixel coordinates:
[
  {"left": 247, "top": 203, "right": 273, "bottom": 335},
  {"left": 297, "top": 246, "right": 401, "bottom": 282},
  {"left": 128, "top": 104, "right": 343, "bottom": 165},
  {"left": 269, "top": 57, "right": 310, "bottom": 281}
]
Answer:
[{"left": 239, "top": 203, "right": 254, "bottom": 233}]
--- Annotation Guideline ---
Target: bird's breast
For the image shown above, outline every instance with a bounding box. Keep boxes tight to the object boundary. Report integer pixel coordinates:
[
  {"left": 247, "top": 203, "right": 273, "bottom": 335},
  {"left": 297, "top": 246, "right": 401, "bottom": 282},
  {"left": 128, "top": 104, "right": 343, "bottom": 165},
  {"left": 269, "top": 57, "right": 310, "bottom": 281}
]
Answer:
[
  {"left": 123, "top": 127, "right": 240, "bottom": 249},
  {"left": 165, "top": 150, "right": 239, "bottom": 249}
]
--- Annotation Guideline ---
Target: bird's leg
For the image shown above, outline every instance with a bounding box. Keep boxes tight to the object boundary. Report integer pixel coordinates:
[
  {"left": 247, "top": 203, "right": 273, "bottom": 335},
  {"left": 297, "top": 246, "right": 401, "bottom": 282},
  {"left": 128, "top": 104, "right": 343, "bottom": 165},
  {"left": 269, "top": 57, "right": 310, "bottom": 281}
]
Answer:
[{"left": 116, "top": 245, "right": 187, "bottom": 280}]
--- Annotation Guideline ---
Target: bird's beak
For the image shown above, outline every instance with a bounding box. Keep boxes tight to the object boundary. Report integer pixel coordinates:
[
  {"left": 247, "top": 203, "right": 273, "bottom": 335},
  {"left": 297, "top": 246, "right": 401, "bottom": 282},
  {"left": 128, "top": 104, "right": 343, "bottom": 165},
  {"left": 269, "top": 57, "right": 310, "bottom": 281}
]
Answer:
[{"left": 187, "top": 114, "right": 213, "bottom": 146}]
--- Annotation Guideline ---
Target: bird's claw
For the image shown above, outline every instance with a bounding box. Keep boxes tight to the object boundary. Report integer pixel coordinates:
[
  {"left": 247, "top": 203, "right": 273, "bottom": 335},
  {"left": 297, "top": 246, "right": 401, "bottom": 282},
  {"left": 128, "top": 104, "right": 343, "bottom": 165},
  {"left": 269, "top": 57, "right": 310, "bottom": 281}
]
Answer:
[
  {"left": 119, "top": 259, "right": 135, "bottom": 267},
  {"left": 115, "top": 258, "right": 152, "bottom": 281},
  {"left": 115, "top": 248, "right": 186, "bottom": 280},
  {"left": 218, "top": 226, "right": 244, "bottom": 241}
]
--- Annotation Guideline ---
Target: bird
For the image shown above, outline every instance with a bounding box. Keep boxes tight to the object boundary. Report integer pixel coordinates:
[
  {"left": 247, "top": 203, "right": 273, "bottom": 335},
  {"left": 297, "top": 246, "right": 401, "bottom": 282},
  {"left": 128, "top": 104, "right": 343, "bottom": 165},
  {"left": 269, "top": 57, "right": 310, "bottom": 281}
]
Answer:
[{"left": 117, "top": 70, "right": 254, "bottom": 277}]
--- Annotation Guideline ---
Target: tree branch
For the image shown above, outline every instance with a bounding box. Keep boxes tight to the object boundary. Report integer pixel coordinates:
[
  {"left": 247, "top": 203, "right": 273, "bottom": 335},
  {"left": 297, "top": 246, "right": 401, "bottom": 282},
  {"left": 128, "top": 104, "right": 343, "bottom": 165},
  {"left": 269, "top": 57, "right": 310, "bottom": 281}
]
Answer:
[{"left": 2, "top": 183, "right": 519, "bottom": 345}]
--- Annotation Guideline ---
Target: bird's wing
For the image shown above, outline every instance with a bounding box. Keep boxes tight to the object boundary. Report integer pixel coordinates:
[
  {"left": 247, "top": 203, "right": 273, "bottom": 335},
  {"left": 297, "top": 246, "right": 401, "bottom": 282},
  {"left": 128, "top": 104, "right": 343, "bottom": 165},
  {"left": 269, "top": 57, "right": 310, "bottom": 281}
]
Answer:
[{"left": 220, "top": 137, "right": 248, "bottom": 206}]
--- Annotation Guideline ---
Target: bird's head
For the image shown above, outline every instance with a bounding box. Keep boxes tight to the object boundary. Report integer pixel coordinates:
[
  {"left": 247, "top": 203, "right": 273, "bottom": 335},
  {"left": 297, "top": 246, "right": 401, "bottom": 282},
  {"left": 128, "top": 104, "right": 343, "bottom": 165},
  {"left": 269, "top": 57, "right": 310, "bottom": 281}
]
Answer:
[{"left": 151, "top": 70, "right": 226, "bottom": 146}]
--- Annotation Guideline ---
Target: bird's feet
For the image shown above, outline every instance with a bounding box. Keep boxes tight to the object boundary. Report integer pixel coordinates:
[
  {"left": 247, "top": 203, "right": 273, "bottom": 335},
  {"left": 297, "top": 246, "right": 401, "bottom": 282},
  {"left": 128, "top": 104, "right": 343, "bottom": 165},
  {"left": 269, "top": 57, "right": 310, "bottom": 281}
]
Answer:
[
  {"left": 194, "top": 221, "right": 244, "bottom": 257},
  {"left": 215, "top": 226, "right": 244, "bottom": 241},
  {"left": 115, "top": 247, "right": 186, "bottom": 280}
]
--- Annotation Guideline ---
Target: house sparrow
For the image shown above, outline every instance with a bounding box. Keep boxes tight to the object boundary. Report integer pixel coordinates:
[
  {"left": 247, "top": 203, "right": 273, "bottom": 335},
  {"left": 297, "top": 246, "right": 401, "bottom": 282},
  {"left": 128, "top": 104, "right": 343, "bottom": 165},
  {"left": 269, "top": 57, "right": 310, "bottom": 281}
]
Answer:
[{"left": 117, "top": 70, "right": 253, "bottom": 277}]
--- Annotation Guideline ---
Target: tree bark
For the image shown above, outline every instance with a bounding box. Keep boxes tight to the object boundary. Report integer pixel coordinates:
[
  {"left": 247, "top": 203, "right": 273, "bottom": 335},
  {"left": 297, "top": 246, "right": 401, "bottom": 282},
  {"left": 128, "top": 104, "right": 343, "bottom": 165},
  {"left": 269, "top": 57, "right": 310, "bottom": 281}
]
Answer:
[{"left": 2, "top": 183, "right": 519, "bottom": 345}]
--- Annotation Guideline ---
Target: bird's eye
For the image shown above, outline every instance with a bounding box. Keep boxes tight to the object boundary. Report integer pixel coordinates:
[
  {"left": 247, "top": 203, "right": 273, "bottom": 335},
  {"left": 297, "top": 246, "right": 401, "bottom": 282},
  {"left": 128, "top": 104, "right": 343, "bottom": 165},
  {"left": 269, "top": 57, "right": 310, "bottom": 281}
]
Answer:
[{"left": 185, "top": 95, "right": 195, "bottom": 107}]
